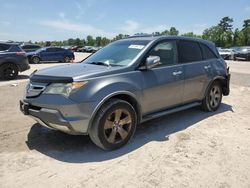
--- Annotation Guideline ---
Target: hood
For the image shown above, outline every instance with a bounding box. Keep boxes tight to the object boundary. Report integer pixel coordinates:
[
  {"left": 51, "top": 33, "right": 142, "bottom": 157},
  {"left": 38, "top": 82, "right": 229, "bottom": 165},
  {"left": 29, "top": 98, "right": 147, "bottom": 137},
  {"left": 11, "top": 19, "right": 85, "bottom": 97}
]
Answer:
[{"left": 30, "top": 63, "right": 122, "bottom": 83}]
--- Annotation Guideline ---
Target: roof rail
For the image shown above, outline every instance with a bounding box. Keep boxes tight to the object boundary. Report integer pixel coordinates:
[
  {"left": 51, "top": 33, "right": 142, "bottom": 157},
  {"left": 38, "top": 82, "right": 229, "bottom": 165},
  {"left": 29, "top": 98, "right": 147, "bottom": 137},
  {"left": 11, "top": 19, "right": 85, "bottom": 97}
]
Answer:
[{"left": 125, "top": 34, "right": 162, "bottom": 39}]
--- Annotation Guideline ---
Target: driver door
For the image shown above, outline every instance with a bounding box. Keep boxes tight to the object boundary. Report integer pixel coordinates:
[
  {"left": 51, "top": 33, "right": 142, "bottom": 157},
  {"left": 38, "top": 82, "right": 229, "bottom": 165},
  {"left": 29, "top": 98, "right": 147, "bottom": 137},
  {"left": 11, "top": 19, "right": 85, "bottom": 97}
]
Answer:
[{"left": 140, "top": 41, "right": 184, "bottom": 115}]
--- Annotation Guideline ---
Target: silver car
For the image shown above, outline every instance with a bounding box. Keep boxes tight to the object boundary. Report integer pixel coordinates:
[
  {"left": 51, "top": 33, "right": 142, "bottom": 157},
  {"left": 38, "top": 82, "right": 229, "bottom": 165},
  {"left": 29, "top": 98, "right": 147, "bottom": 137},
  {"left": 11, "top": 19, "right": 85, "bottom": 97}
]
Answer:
[{"left": 20, "top": 36, "right": 230, "bottom": 150}]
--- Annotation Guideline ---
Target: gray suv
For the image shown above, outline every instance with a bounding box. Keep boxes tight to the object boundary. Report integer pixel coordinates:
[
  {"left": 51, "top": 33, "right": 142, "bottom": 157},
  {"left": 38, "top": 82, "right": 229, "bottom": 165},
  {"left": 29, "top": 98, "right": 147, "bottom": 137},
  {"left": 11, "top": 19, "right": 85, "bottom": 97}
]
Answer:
[{"left": 20, "top": 36, "right": 230, "bottom": 150}]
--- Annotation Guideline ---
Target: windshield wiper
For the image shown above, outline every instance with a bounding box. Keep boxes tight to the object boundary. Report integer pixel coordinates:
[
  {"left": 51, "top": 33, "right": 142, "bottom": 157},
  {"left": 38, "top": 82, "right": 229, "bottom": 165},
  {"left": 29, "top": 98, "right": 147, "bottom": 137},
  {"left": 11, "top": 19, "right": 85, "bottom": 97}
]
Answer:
[{"left": 89, "top": 61, "right": 110, "bottom": 67}]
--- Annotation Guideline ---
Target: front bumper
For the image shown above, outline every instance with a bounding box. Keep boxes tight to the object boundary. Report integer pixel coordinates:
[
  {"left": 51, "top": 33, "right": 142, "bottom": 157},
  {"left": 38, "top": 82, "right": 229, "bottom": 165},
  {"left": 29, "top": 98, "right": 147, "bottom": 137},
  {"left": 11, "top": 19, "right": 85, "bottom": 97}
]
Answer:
[{"left": 20, "top": 94, "right": 97, "bottom": 135}]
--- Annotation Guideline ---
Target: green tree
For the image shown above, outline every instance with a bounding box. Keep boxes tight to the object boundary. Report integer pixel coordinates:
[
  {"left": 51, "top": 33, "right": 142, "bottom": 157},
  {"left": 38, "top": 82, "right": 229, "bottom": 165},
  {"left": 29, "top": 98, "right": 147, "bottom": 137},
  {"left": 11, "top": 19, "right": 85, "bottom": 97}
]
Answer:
[
  {"left": 169, "top": 27, "right": 179, "bottom": 35},
  {"left": 113, "top": 34, "right": 125, "bottom": 41},
  {"left": 242, "top": 19, "right": 250, "bottom": 46},
  {"left": 86, "top": 35, "right": 95, "bottom": 46},
  {"left": 95, "top": 36, "right": 102, "bottom": 46},
  {"left": 218, "top": 16, "right": 233, "bottom": 32},
  {"left": 75, "top": 38, "right": 81, "bottom": 46},
  {"left": 101, "top": 37, "right": 110, "bottom": 46},
  {"left": 161, "top": 29, "right": 169, "bottom": 35},
  {"left": 68, "top": 38, "right": 75, "bottom": 45},
  {"left": 182, "top": 32, "right": 201, "bottom": 38}
]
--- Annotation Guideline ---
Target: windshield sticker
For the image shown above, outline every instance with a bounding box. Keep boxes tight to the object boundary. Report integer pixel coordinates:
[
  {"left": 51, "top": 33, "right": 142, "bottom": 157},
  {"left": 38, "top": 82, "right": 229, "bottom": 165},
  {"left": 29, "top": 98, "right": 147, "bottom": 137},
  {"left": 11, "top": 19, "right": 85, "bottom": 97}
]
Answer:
[{"left": 128, "top": 45, "right": 145, "bottom": 49}]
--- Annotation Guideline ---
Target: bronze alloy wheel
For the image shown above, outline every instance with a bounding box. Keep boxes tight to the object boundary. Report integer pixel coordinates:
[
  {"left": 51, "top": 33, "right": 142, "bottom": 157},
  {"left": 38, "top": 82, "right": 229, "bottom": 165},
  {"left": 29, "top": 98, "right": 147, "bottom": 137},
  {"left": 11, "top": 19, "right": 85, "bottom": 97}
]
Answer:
[
  {"left": 104, "top": 108, "right": 132, "bottom": 144},
  {"left": 209, "top": 85, "right": 222, "bottom": 108}
]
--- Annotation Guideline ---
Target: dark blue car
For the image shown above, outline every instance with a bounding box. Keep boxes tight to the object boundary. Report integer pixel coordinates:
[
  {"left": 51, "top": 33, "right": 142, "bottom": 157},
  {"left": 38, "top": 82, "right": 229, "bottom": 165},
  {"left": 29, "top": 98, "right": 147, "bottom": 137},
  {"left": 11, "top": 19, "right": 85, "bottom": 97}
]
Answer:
[{"left": 27, "top": 47, "right": 75, "bottom": 64}]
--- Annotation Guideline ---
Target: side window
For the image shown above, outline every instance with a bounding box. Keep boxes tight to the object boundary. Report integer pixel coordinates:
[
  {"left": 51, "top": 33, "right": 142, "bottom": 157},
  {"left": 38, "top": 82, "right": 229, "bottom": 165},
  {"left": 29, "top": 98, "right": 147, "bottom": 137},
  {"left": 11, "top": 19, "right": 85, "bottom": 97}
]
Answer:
[
  {"left": 148, "top": 41, "right": 177, "bottom": 67},
  {"left": 55, "top": 48, "right": 64, "bottom": 52},
  {"left": 200, "top": 43, "right": 217, "bottom": 60},
  {"left": 46, "top": 48, "right": 56, "bottom": 52},
  {"left": 0, "top": 44, "right": 11, "bottom": 51},
  {"left": 177, "top": 41, "right": 202, "bottom": 63}
]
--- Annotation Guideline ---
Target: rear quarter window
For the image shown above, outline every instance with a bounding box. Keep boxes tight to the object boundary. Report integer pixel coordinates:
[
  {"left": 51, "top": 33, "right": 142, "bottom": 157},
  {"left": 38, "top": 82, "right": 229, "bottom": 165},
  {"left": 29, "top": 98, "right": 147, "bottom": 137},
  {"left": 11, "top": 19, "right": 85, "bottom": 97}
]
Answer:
[
  {"left": 177, "top": 41, "right": 202, "bottom": 63},
  {"left": 200, "top": 43, "right": 217, "bottom": 60}
]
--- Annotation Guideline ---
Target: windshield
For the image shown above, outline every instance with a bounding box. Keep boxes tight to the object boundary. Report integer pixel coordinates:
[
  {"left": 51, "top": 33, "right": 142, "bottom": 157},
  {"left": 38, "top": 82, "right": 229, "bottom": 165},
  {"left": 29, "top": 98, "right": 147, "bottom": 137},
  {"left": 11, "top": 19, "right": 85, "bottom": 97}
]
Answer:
[
  {"left": 36, "top": 47, "right": 46, "bottom": 52},
  {"left": 82, "top": 40, "right": 150, "bottom": 66}
]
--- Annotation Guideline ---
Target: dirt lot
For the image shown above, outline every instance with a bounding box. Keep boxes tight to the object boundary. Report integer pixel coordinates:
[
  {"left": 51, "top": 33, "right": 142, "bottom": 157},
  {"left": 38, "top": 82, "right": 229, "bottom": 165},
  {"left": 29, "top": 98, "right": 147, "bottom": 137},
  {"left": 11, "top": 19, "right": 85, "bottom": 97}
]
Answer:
[{"left": 0, "top": 55, "right": 250, "bottom": 187}]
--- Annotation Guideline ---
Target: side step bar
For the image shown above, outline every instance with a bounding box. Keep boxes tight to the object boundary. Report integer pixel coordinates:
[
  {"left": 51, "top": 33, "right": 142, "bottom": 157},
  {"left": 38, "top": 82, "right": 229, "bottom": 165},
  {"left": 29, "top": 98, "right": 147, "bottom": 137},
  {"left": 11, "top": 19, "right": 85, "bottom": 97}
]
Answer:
[{"left": 141, "top": 102, "right": 201, "bottom": 123}]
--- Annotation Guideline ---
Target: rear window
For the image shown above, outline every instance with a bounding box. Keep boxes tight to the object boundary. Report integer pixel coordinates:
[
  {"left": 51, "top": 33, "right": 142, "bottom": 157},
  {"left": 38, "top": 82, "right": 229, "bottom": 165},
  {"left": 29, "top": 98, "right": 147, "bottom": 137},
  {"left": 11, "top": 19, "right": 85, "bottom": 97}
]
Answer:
[
  {"left": 0, "top": 43, "right": 11, "bottom": 51},
  {"left": 177, "top": 41, "right": 202, "bottom": 63},
  {"left": 22, "top": 45, "right": 40, "bottom": 49},
  {"left": 200, "top": 43, "right": 217, "bottom": 60}
]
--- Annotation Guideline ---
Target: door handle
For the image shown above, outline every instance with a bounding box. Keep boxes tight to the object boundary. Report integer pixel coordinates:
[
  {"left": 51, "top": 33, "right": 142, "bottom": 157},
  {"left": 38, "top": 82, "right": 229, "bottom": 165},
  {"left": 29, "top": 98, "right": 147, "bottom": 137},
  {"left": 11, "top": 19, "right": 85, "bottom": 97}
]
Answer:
[
  {"left": 173, "top": 71, "right": 183, "bottom": 76},
  {"left": 204, "top": 65, "right": 211, "bottom": 69}
]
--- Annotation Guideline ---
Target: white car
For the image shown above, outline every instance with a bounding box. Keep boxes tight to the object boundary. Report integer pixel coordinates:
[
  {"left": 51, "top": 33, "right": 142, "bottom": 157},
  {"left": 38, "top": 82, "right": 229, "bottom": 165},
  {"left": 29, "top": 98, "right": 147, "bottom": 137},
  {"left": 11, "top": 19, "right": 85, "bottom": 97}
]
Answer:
[{"left": 218, "top": 48, "right": 236, "bottom": 60}]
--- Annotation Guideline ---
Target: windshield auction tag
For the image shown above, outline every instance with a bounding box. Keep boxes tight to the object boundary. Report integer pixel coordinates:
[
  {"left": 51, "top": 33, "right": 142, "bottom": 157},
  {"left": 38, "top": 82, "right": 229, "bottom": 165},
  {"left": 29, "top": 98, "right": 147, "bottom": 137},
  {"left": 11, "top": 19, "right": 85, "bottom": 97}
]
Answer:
[{"left": 128, "top": 45, "right": 145, "bottom": 49}]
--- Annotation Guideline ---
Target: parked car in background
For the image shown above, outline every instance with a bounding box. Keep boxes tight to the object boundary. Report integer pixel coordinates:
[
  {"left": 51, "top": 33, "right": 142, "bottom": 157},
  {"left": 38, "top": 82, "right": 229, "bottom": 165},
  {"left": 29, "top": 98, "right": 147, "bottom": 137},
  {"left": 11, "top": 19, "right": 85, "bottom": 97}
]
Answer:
[
  {"left": 0, "top": 42, "right": 30, "bottom": 80},
  {"left": 90, "top": 46, "right": 102, "bottom": 53},
  {"left": 218, "top": 48, "right": 236, "bottom": 60},
  {"left": 27, "top": 47, "right": 75, "bottom": 64},
  {"left": 78, "top": 46, "right": 93, "bottom": 53},
  {"left": 234, "top": 46, "right": 250, "bottom": 61},
  {"left": 77, "top": 46, "right": 101, "bottom": 53},
  {"left": 20, "top": 36, "right": 230, "bottom": 150},
  {"left": 20, "top": 44, "right": 41, "bottom": 53}
]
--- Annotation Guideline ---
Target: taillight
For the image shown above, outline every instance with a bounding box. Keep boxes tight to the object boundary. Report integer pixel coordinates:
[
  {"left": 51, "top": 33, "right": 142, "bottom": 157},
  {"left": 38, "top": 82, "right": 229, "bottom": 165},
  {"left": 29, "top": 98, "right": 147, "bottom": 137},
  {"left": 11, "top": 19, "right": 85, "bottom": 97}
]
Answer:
[{"left": 16, "top": 51, "right": 26, "bottom": 56}]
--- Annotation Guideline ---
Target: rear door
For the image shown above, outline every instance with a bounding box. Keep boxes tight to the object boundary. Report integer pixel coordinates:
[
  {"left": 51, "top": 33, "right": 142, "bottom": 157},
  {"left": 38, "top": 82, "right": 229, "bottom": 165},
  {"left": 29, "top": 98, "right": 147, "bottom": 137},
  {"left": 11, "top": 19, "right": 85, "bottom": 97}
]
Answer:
[
  {"left": 177, "top": 40, "right": 213, "bottom": 103},
  {"left": 42, "top": 48, "right": 57, "bottom": 61},
  {"left": 140, "top": 40, "right": 184, "bottom": 114}
]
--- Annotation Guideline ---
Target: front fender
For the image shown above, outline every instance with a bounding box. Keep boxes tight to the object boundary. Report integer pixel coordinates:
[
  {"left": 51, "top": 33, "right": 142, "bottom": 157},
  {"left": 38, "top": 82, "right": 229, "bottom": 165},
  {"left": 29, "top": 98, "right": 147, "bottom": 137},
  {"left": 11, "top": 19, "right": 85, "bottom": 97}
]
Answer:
[{"left": 70, "top": 72, "right": 143, "bottom": 103}]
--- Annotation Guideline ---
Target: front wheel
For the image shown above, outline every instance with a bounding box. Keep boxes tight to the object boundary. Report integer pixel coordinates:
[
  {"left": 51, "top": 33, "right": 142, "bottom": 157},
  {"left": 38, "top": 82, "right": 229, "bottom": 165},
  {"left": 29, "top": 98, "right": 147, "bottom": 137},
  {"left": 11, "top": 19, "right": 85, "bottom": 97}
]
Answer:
[
  {"left": 202, "top": 81, "right": 222, "bottom": 112},
  {"left": 89, "top": 99, "right": 137, "bottom": 150}
]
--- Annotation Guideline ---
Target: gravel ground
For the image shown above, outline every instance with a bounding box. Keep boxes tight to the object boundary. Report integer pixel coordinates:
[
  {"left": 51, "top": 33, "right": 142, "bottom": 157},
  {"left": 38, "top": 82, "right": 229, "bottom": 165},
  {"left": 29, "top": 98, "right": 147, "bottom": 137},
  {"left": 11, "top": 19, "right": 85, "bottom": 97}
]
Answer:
[{"left": 0, "top": 56, "right": 250, "bottom": 188}]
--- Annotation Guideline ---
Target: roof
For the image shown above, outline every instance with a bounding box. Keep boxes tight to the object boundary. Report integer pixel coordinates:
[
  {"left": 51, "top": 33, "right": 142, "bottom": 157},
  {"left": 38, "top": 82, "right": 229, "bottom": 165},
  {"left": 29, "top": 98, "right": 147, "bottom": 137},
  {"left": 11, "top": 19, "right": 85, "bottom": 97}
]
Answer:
[
  {"left": 0, "top": 42, "right": 20, "bottom": 46},
  {"left": 121, "top": 35, "right": 214, "bottom": 46}
]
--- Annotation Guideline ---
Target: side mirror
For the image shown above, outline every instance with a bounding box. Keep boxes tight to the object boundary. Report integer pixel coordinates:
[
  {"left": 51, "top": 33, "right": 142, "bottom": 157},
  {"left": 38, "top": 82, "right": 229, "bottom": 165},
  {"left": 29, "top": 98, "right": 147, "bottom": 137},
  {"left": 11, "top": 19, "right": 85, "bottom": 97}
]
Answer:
[{"left": 143, "top": 56, "right": 161, "bottom": 70}]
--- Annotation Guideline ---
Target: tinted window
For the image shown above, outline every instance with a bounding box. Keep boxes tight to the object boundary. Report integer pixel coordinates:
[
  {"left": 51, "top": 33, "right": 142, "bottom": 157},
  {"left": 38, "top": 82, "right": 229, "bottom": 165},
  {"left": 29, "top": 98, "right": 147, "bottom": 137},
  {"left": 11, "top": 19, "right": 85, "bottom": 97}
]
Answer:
[
  {"left": 177, "top": 41, "right": 202, "bottom": 63},
  {"left": 148, "top": 41, "right": 177, "bottom": 67},
  {"left": 23, "top": 45, "right": 40, "bottom": 49},
  {"left": 0, "top": 43, "right": 11, "bottom": 51},
  {"left": 55, "top": 48, "right": 65, "bottom": 52},
  {"left": 9, "top": 45, "right": 22, "bottom": 52},
  {"left": 22, "top": 45, "right": 31, "bottom": 49},
  {"left": 200, "top": 43, "right": 217, "bottom": 60},
  {"left": 46, "top": 48, "right": 56, "bottom": 52}
]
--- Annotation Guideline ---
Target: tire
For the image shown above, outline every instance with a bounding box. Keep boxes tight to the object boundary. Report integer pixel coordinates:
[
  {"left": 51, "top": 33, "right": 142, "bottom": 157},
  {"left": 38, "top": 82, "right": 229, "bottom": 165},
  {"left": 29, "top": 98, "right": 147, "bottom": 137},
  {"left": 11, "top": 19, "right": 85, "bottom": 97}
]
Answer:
[
  {"left": 32, "top": 56, "right": 40, "bottom": 64},
  {"left": 201, "top": 81, "right": 222, "bottom": 112},
  {"left": 89, "top": 99, "right": 137, "bottom": 150},
  {"left": 0, "top": 63, "right": 18, "bottom": 80},
  {"left": 64, "top": 56, "right": 70, "bottom": 63}
]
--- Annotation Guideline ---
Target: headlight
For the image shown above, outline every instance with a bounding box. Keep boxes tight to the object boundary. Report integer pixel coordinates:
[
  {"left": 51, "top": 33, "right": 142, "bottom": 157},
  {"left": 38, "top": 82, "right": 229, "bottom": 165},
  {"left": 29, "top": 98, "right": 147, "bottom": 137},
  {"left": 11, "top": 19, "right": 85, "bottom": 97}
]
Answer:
[{"left": 44, "top": 81, "right": 87, "bottom": 97}]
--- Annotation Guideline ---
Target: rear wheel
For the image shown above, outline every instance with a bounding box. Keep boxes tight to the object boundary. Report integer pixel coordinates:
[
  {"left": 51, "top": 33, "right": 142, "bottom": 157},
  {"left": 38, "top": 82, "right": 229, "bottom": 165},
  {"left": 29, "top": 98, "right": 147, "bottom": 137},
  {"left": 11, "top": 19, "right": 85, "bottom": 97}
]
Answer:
[
  {"left": 89, "top": 99, "right": 137, "bottom": 150},
  {"left": 0, "top": 63, "right": 18, "bottom": 80},
  {"left": 64, "top": 56, "right": 70, "bottom": 63},
  {"left": 202, "top": 81, "right": 222, "bottom": 111},
  {"left": 32, "top": 56, "right": 40, "bottom": 64}
]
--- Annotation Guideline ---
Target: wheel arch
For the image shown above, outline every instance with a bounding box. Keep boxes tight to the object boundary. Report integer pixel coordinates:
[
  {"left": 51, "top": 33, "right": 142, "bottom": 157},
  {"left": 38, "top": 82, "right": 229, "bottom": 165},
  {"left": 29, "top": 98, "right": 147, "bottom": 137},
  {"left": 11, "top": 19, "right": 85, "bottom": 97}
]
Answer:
[
  {"left": 0, "top": 61, "right": 19, "bottom": 71},
  {"left": 204, "top": 76, "right": 227, "bottom": 99},
  {"left": 88, "top": 91, "right": 142, "bottom": 133}
]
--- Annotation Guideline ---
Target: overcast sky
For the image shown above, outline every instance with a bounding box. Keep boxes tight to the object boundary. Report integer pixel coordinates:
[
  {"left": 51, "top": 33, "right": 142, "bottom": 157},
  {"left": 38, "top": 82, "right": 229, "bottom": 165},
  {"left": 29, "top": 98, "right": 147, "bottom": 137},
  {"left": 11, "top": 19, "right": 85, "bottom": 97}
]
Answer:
[{"left": 0, "top": 0, "right": 249, "bottom": 41}]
